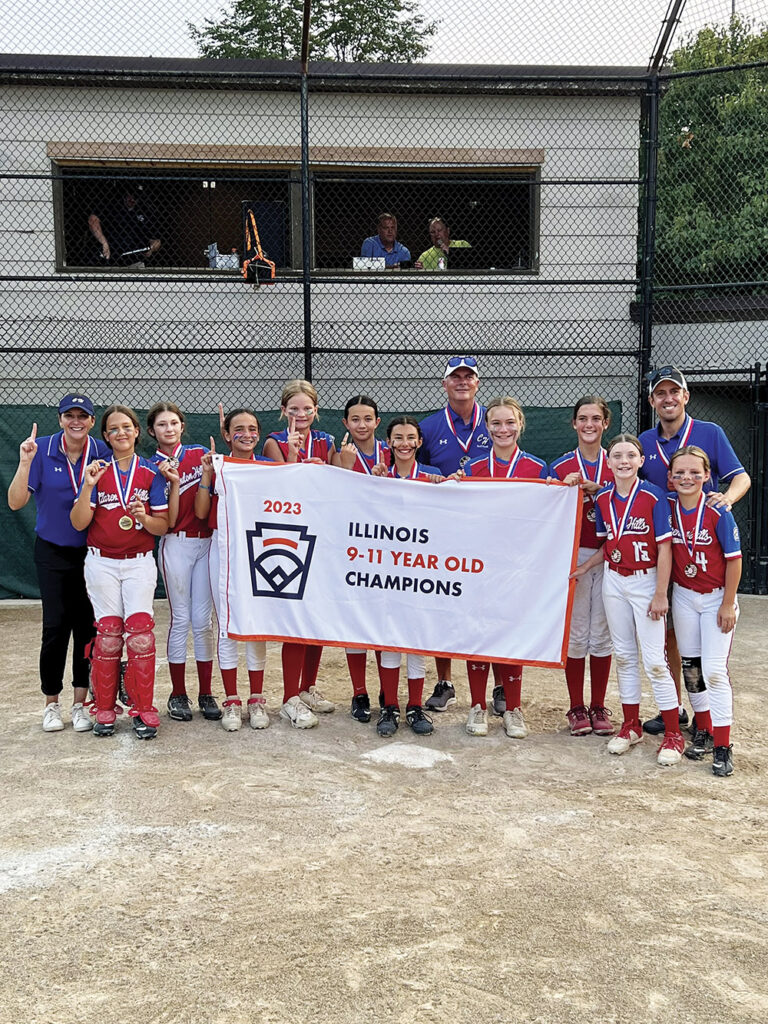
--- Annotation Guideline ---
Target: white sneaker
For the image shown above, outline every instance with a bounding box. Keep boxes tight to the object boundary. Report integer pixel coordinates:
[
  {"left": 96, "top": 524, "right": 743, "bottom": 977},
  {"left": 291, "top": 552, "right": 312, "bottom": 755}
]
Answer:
[
  {"left": 42, "top": 702, "right": 64, "bottom": 732},
  {"left": 607, "top": 722, "right": 643, "bottom": 755},
  {"left": 503, "top": 707, "right": 528, "bottom": 739},
  {"left": 465, "top": 704, "right": 488, "bottom": 736},
  {"left": 248, "top": 696, "right": 269, "bottom": 730},
  {"left": 299, "top": 685, "right": 335, "bottom": 714},
  {"left": 71, "top": 702, "right": 93, "bottom": 732},
  {"left": 221, "top": 699, "right": 242, "bottom": 732},
  {"left": 280, "top": 695, "right": 318, "bottom": 729}
]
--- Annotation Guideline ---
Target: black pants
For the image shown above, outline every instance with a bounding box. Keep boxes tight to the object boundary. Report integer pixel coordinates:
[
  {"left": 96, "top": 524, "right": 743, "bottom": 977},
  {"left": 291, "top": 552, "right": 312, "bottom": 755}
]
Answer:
[{"left": 33, "top": 537, "right": 96, "bottom": 696}]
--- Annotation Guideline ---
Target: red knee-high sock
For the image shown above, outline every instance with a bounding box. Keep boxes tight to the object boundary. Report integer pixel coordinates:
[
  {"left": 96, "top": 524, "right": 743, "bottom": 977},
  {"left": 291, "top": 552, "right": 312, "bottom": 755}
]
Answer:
[
  {"left": 302, "top": 645, "right": 323, "bottom": 689},
  {"left": 564, "top": 657, "right": 586, "bottom": 709},
  {"left": 713, "top": 725, "right": 731, "bottom": 747},
  {"left": 346, "top": 652, "right": 368, "bottom": 696},
  {"left": 248, "top": 670, "right": 264, "bottom": 696},
  {"left": 220, "top": 667, "right": 239, "bottom": 699},
  {"left": 621, "top": 702, "right": 641, "bottom": 730},
  {"left": 661, "top": 707, "right": 680, "bottom": 735},
  {"left": 196, "top": 659, "right": 213, "bottom": 697},
  {"left": 501, "top": 665, "right": 523, "bottom": 710},
  {"left": 281, "top": 643, "right": 305, "bottom": 702},
  {"left": 380, "top": 666, "right": 400, "bottom": 708},
  {"left": 407, "top": 677, "right": 424, "bottom": 707},
  {"left": 466, "top": 661, "right": 490, "bottom": 709},
  {"left": 589, "top": 655, "right": 611, "bottom": 707},
  {"left": 696, "top": 709, "right": 713, "bottom": 734},
  {"left": 168, "top": 661, "right": 187, "bottom": 698}
]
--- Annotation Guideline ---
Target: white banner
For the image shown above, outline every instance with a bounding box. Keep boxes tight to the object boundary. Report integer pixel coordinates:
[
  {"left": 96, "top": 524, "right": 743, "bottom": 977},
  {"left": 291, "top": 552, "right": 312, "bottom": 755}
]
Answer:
[{"left": 214, "top": 458, "right": 582, "bottom": 667}]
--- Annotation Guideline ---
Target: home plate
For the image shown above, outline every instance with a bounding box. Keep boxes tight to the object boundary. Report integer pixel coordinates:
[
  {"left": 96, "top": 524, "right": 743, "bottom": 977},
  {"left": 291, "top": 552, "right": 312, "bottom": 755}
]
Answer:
[{"left": 360, "top": 743, "right": 454, "bottom": 769}]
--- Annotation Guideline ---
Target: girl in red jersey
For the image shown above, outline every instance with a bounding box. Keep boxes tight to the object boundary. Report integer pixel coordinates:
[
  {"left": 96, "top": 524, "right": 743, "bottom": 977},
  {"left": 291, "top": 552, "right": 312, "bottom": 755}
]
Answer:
[
  {"left": 461, "top": 397, "right": 547, "bottom": 740},
  {"left": 147, "top": 402, "right": 220, "bottom": 724},
  {"left": 549, "top": 395, "right": 615, "bottom": 737},
  {"left": 70, "top": 405, "right": 169, "bottom": 740},
  {"left": 333, "top": 395, "right": 390, "bottom": 723},
  {"left": 262, "top": 379, "right": 337, "bottom": 466},
  {"left": 573, "top": 434, "right": 683, "bottom": 766},
  {"left": 262, "top": 380, "right": 336, "bottom": 717},
  {"left": 194, "top": 408, "right": 297, "bottom": 732},
  {"left": 370, "top": 417, "right": 443, "bottom": 737},
  {"left": 667, "top": 445, "right": 741, "bottom": 777}
]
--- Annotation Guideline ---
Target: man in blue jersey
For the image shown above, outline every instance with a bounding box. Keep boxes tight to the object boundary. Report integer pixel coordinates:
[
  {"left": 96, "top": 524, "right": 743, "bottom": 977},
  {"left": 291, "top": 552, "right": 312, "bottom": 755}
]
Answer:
[
  {"left": 419, "top": 356, "right": 492, "bottom": 711},
  {"left": 639, "top": 365, "right": 751, "bottom": 734},
  {"left": 360, "top": 213, "right": 410, "bottom": 268}
]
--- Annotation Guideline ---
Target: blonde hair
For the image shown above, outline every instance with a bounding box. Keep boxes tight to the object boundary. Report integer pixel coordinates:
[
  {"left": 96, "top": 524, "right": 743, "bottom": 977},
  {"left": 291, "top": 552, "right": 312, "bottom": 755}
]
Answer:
[
  {"left": 670, "top": 444, "right": 711, "bottom": 474},
  {"left": 279, "top": 379, "right": 320, "bottom": 420},
  {"left": 485, "top": 396, "right": 526, "bottom": 435}
]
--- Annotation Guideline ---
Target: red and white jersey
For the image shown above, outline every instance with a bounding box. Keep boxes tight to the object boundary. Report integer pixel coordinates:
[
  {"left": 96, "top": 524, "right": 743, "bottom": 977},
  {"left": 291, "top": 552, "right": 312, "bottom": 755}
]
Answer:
[
  {"left": 464, "top": 448, "right": 547, "bottom": 480},
  {"left": 151, "top": 445, "right": 212, "bottom": 538},
  {"left": 549, "top": 448, "right": 614, "bottom": 549},
  {"left": 594, "top": 480, "right": 671, "bottom": 572},
  {"left": 87, "top": 456, "right": 168, "bottom": 557},
  {"left": 350, "top": 441, "right": 390, "bottom": 474},
  {"left": 265, "top": 428, "right": 335, "bottom": 464},
  {"left": 667, "top": 495, "right": 741, "bottom": 592}
]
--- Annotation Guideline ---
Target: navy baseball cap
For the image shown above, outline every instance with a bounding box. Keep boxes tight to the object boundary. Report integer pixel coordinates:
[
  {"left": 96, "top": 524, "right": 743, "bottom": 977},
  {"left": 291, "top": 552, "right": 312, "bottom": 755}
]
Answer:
[
  {"left": 58, "top": 394, "right": 95, "bottom": 417},
  {"left": 443, "top": 355, "right": 479, "bottom": 379},
  {"left": 648, "top": 366, "right": 687, "bottom": 395}
]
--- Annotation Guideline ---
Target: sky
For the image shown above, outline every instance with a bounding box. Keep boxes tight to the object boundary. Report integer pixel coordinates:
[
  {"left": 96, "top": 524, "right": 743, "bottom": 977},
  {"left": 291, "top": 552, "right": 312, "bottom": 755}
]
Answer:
[{"left": 2, "top": 0, "right": 766, "bottom": 67}]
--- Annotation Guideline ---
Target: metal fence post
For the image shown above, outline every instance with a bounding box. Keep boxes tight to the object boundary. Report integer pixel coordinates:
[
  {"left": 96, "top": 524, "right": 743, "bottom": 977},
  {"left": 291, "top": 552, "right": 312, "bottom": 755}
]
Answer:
[
  {"left": 300, "top": 0, "right": 312, "bottom": 382},
  {"left": 638, "top": 72, "right": 660, "bottom": 431}
]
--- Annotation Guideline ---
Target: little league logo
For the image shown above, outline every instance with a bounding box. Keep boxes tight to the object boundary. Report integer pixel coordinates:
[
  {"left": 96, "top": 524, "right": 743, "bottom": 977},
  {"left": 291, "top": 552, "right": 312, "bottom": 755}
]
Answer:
[{"left": 246, "top": 522, "right": 316, "bottom": 600}]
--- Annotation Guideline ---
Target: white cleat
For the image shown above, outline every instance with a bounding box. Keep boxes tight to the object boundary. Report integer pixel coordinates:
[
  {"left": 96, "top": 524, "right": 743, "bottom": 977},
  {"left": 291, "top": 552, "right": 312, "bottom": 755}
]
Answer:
[
  {"left": 248, "top": 696, "right": 270, "bottom": 730},
  {"left": 71, "top": 702, "right": 93, "bottom": 732},
  {"left": 281, "top": 695, "right": 319, "bottom": 729},
  {"left": 503, "top": 707, "right": 528, "bottom": 739},
  {"left": 465, "top": 704, "right": 488, "bottom": 736},
  {"left": 299, "top": 685, "right": 335, "bottom": 714},
  {"left": 42, "top": 702, "right": 64, "bottom": 732},
  {"left": 221, "top": 699, "right": 242, "bottom": 732},
  {"left": 607, "top": 723, "right": 643, "bottom": 755}
]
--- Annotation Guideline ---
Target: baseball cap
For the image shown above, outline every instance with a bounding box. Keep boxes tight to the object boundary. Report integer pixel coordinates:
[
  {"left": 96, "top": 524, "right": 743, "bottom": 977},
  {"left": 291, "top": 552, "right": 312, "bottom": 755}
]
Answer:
[
  {"left": 58, "top": 394, "right": 95, "bottom": 417},
  {"left": 443, "top": 355, "right": 479, "bottom": 380},
  {"left": 648, "top": 365, "right": 687, "bottom": 395}
]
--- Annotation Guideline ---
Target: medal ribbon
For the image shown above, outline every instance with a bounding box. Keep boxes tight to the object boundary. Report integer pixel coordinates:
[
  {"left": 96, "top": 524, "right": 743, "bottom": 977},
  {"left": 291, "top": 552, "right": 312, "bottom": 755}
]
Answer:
[
  {"left": 444, "top": 403, "right": 481, "bottom": 454},
  {"left": 156, "top": 442, "right": 183, "bottom": 463},
  {"left": 61, "top": 433, "right": 91, "bottom": 495},
  {"left": 393, "top": 460, "right": 419, "bottom": 479},
  {"left": 489, "top": 448, "right": 522, "bottom": 479},
  {"left": 301, "top": 431, "right": 313, "bottom": 462},
  {"left": 112, "top": 455, "right": 138, "bottom": 511},
  {"left": 675, "top": 495, "right": 706, "bottom": 564},
  {"left": 607, "top": 479, "right": 641, "bottom": 543},
  {"left": 575, "top": 447, "right": 606, "bottom": 484},
  {"left": 355, "top": 440, "right": 383, "bottom": 475},
  {"left": 656, "top": 415, "right": 693, "bottom": 467}
]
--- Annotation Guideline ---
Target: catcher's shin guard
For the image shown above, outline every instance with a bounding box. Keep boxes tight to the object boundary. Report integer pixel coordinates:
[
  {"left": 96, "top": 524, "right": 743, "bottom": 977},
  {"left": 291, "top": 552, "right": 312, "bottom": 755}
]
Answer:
[
  {"left": 90, "top": 616, "right": 124, "bottom": 726},
  {"left": 124, "top": 612, "right": 160, "bottom": 728}
]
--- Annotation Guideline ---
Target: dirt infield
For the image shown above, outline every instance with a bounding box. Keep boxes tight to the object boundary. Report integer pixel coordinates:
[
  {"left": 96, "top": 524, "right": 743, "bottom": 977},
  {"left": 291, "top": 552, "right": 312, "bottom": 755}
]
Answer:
[{"left": 1, "top": 596, "right": 767, "bottom": 1024}]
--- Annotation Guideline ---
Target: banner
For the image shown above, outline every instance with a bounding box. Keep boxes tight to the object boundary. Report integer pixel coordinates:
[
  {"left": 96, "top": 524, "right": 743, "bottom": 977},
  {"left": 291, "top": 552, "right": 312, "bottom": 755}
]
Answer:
[{"left": 214, "top": 458, "right": 582, "bottom": 667}]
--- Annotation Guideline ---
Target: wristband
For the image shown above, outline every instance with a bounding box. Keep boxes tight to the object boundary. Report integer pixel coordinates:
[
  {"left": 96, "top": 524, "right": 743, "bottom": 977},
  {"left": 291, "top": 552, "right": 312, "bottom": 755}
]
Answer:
[{"left": 198, "top": 483, "right": 212, "bottom": 492}]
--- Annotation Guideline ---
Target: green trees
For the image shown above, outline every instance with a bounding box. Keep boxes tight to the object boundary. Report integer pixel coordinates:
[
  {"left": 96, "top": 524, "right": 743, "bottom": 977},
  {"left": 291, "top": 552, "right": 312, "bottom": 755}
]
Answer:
[
  {"left": 189, "top": 0, "right": 438, "bottom": 63},
  {"left": 655, "top": 18, "right": 768, "bottom": 286}
]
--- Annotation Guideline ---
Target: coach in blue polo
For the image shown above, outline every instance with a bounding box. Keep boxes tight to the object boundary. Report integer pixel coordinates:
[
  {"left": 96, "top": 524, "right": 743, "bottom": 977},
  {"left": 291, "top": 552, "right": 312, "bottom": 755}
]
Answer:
[
  {"left": 418, "top": 356, "right": 492, "bottom": 711},
  {"left": 7, "top": 394, "right": 110, "bottom": 733},
  {"left": 638, "top": 365, "right": 751, "bottom": 735}
]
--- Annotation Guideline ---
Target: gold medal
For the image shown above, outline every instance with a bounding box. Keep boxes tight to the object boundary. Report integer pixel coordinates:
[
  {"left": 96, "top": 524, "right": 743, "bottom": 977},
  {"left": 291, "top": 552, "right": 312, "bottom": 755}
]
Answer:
[{"left": 118, "top": 515, "right": 133, "bottom": 531}]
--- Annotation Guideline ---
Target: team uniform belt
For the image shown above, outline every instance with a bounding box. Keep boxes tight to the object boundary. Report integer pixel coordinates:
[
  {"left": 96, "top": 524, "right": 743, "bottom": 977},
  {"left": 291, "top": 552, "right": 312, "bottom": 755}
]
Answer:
[
  {"left": 607, "top": 564, "right": 654, "bottom": 578},
  {"left": 88, "top": 547, "right": 152, "bottom": 561},
  {"left": 173, "top": 529, "right": 211, "bottom": 539}
]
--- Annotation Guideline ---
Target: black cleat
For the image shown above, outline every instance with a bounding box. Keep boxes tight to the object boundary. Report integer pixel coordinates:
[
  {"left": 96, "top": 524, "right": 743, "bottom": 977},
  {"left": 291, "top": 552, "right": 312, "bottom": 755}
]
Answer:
[
  {"left": 198, "top": 694, "right": 223, "bottom": 721},
  {"left": 712, "top": 744, "right": 734, "bottom": 777},
  {"left": 93, "top": 721, "right": 115, "bottom": 738},
  {"left": 425, "top": 680, "right": 457, "bottom": 712},
  {"left": 351, "top": 693, "right": 371, "bottom": 723},
  {"left": 684, "top": 728, "right": 714, "bottom": 761},
  {"left": 642, "top": 708, "right": 689, "bottom": 735},
  {"left": 491, "top": 684, "right": 506, "bottom": 717},
  {"left": 167, "top": 694, "right": 193, "bottom": 722},
  {"left": 376, "top": 705, "right": 400, "bottom": 738},
  {"left": 405, "top": 705, "right": 434, "bottom": 735},
  {"left": 132, "top": 716, "right": 158, "bottom": 740}
]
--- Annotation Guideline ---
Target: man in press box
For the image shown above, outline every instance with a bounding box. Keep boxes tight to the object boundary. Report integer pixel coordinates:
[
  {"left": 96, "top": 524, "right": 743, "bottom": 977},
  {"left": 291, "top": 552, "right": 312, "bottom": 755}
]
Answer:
[
  {"left": 88, "top": 187, "right": 162, "bottom": 268},
  {"left": 360, "top": 212, "right": 411, "bottom": 268}
]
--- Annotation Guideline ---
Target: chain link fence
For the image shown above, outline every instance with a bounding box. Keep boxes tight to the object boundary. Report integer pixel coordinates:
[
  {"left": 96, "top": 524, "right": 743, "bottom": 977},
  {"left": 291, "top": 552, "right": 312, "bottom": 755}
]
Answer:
[{"left": 1, "top": 0, "right": 767, "bottom": 595}]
